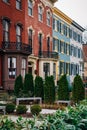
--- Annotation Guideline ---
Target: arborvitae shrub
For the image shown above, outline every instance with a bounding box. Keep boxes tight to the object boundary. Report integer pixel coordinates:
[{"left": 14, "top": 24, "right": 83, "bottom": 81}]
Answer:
[
  {"left": 14, "top": 75, "right": 23, "bottom": 97},
  {"left": 58, "top": 74, "right": 69, "bottom": 100},
  {"left": 72, "top": 74, "right": 85, "bottom": 103},
  {"left": 23, "top": 74, "right": 34, "bottom": 97},
  {"left": 34, "top": 76, "right": 44, "bottom": 100},
  {"left": 44, "top": 76, "right": 55, "bottom": 104},
  {"left": 30, "top": 104, "right": 41, "bottom": 115},
  {"left": 6, "top": 103, "right": 16, "bottom": 113}
]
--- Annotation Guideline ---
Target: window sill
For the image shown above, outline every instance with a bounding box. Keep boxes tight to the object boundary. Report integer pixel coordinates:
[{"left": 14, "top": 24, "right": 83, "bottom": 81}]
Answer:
[{"left": 16, "top": 8, "right": 22, "bottom": 12}]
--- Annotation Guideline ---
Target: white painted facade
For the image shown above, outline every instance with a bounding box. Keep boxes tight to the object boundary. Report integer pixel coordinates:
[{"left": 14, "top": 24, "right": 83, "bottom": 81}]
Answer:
[{"left": 70, "top": 25, "right": 83, "bottom": 84}]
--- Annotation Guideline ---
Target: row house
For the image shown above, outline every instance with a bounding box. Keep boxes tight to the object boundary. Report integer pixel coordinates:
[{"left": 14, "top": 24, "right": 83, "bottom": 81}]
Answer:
[
  {"left": 27, "top": 0, "right": 58, "bottom": 83},
  {"left": 0, "top": 0, "right": 58, "bottom": 90},
  {"left": 0, "top": 0, "right": 32, "bottom": 90},
  {"left": 70, "top": 21, "right": 84, "bottom": 84},
  {"left": 53, "top": 7, "right": 72, "bottom": 86},
  {"left": 53, "top": 7, "right": 84, "bottom": 87}
]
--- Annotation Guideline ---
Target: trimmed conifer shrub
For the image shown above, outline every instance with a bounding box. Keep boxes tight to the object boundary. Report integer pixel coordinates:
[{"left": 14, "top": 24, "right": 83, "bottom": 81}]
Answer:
[
  {"left": 16, "top": 105, "right": 27, "bottom": 114},
  {"left": 44, "top": 76, "right": 55, "bottom": 104},
  {"left": 72, "top": 74, "right": 85, "bottom": 103},
  {"left": 23, "top": 73, "right": 34, "bottom": 97},
  {"left": 14, "top": 74, "right": 23, "bottom": 97},
  {"left": 30, "top": 104, "right": 41, "bottom": 115},
  {"left": 34, "top": 76, "right": 44, "bottom": 100},
  {"left": 6, "top": 103, "right": 16, "bottom": 113},
  {"left": 58, "top": 74, "right": 69, "bottom": 100}
]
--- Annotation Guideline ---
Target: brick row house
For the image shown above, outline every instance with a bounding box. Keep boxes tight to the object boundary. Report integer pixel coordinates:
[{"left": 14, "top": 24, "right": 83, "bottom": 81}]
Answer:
[{"left": 0, "top": 0, "right": 58, "bottom": 90}]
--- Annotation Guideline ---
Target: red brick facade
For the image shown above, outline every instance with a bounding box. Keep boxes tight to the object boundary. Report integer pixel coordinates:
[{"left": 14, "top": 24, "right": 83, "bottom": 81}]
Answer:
[{"left": 0, "top": 0, "right": 58, "bottom": 90}]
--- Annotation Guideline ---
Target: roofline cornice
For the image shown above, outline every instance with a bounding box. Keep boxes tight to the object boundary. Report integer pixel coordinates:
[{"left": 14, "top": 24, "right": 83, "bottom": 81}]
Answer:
[
  {"left": 53, "top": 7, "right": 72, "bottom": 24},
  {"left": 72, "top": 21, "right": 85, "bottom": 32}
]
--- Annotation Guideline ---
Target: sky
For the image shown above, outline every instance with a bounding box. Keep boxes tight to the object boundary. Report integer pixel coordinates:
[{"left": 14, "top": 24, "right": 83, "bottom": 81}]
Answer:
[{"left": 54, "top": 0, "right": 87, "bottom": 28}]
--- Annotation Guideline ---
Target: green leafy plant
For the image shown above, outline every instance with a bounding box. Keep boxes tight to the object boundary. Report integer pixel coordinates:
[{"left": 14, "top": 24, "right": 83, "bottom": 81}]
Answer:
[
  {"left": 16, "top": 105, "right": 27, "bottom": 114},
  {"left": 6, "top": 103, "right": 16, "bottom": 113},
  {"left": 30, "top": 104, "right": 41, "bottom": 115}
]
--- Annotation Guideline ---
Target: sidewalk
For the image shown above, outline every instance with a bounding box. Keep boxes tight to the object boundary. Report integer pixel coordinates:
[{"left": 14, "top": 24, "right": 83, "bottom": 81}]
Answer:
[{"left": 8, "top": 108, "right": 56, "bottom": 122}]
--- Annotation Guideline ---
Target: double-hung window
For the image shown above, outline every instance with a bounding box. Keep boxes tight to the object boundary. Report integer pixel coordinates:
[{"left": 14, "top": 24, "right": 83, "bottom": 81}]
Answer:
[
  {"left": 38, "top": 6, "right": 43, "bottom": 21},
  {"left": 8, "top": 57, "right": 16, "bottom": 79},
  {"left": 28, "top": 0, "right": 33, "bottom": 16},
  {"left": 47, "top": 37, "right": 50, "bottom": 53},
  {"left": 16, "top": 25, "right": 21, "bottom": 43},
  {"left": 53, "top": 38, "right": 58, "bottom": 52},
  {"left": 3, "top": 19, "right": 10, "bottom": 42},
  {"left": 16, "top": 0, "right": 21, "bottom": 10},
  {"left": 47, "top": 11, "right": 50, "bottom": 26},
  {"left": 16, "top": 25, "right": 22, "bottom": 50},
  {"left": 43, "top": 63, "right": 50, "bottom": 78},
  {"left": 21, "top": 58, "right": 26, "bottom": 79},
  {"left": 29, "top": 29, "right": 33, "bottom": 53},
  {"left": 60, "top": 61, "right": 64, "bottom": 75},
  {"left": 29, "top": 29, "right": 32, "bottom": 44},
  {"left": 53, "top": 63, "right": 56, "bottom": 80},
  {"left": 38, "top": 33, "right": 42, "bottom": 56}
]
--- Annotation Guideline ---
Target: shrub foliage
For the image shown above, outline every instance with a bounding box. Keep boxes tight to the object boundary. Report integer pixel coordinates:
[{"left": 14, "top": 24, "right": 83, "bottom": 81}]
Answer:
[
  {"left": 6, "top": 103, "right": 15, "bottom": 113},
  {"left": 30, "top": 104, "right": 41, "bottom": 115},
  {"left": 23, "top": 73, "right": 34, "bottom": 97},
  {"left": 72, "top": 74, "right": 85, "bottom": 103},
  {"left": 58, "top": 74, "right": 69, "bottom": 100},
  {"left": 44, "top": 76, "right": 55, "bottom": 104},
  {"left": 16, "top": 105, "right": 27, "bottom": 114},
  {"left": 14, "top": 74, "right": 23, "bottom": 97},
  {"left": 34, "top": 76, "right": 44, "bottom": 100}
]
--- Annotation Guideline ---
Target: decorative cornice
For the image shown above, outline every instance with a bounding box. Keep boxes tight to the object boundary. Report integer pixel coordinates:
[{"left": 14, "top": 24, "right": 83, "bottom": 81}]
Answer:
[
  {"left": 53, "top": 7, "right": 72, "bottom": 24},
  {"left": 72, "top": 21, "right": 85, "bottom": 32}
]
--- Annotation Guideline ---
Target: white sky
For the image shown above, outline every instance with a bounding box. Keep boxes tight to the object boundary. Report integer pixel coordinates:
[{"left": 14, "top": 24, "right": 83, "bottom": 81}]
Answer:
[{"left": 54, "top": 0, "right": 87, "bottom": 28}]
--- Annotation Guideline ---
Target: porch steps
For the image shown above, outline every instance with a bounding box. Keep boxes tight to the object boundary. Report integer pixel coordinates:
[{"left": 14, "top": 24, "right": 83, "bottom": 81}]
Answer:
[{"left": 0, "top": 90, "right": 7, "bottom": 101}]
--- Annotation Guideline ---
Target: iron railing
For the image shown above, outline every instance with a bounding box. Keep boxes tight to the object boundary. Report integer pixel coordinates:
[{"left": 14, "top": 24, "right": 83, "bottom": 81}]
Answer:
[
  {"left": 2, "top": 42, "right": 32, "bottom": 54},
  {"left": 38, "top": 51, "right": 58, "bottom": 59}
]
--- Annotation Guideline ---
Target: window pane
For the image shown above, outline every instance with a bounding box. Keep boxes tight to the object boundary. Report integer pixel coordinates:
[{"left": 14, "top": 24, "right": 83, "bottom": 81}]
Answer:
[
  {"left": 3, "top": 20, "right": 9, "bottom": 42},
  {"left": 38, "top": 6, "right": 42, "bottom": 21},
  {"left": 28, "top": 0, "right": 33, "bottom": 16},
  {"left": 16, "top": 25, "right": 21, "bottom": 42},
  {"left": 47, "top": 12, "right": 50, "bottom": 26},
  {"left": 21, "top": 58, "right": 26, "bottom": 78},
  {"left": 53, "top": 63, "right": 56, "bottom": 79},
  {"left": 8, "top": 57, "right": 16, "bottom": 78},
  {"left": 16, "top": 0, "right": 21, "bottom": 10}
]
